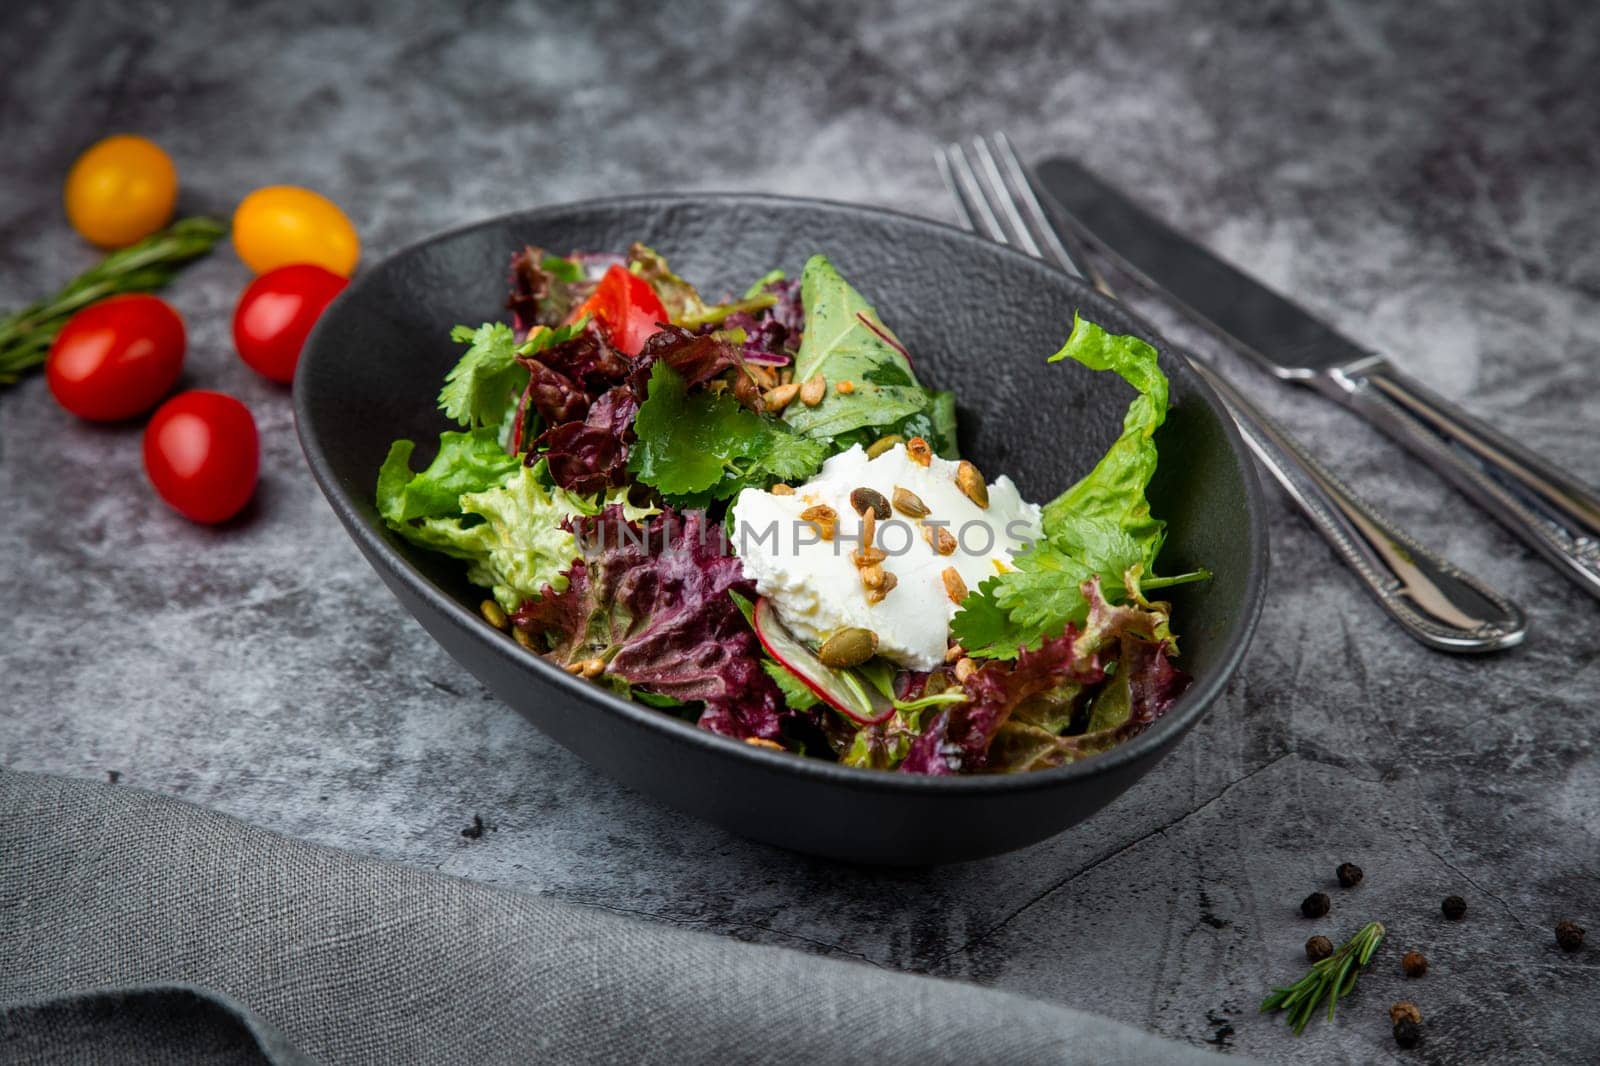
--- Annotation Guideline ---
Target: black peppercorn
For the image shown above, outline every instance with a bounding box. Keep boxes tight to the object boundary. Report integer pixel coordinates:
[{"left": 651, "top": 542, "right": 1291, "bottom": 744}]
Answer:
[
  {"left": 1441, "top": 895, "right": 1467, "bottom": 920},
  {"left": 1305, "top": 934, "right": 1334, "bottom": 962},
  {"left": 1301, "top": 892, "right": 1331, "bottom": 919},
  {"left": 1393, "top": 1018, "right": 1422, "bottom": 1048},
  {"left": 1401, "top": 950, "right": 1428, "bottom": 977},
  {"left": 1556, "top": 920, "right": 1585, "bottom": 952},
  {"left": 1336, "top": 862, "right": 1363, "bottom": 888},
  {"left": 1390, "top": 1002, "right": 1423, "bottom": 1026}
]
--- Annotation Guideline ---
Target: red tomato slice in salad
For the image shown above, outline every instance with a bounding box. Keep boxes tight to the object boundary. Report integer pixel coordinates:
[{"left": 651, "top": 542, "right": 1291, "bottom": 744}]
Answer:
[{"left": 570, "top": 264, "right": 667, "bottom": 356}]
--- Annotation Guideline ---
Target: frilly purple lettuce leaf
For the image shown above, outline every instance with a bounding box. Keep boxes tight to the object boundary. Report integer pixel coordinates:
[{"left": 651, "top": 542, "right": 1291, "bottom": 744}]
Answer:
[
  {"left": 507, "top": 247, "right": 611, "bottom": 333},
  {"left": 537, "top": 386, "right": 638, "bottom": 495},
  {"left": 901, "top": 576, "right": 1190, "bottom": 775},
  {"left": 511, "top": 506, "right": 788, "bottom": 741}
]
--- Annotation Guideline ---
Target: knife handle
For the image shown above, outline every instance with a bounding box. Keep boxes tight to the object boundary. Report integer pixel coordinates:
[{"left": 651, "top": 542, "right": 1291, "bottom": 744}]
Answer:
[
  {"left": 1325, "top": 358, "right": 1600, "bottom": 599},
  {"left": 1189, "top": 360, "right": 1526, "bottom": 651}
]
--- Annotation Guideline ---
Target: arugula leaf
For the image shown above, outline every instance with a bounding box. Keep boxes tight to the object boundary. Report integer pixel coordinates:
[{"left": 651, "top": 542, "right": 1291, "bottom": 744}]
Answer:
[
  {"left": 628, "top": 361, "right": 826, "bottom": 505},
  {"left": 437, "top": 320, "right": 587, "bottom": 431},
  {"left": 951, "top": 315, "right": 1194, "bottom": 657},
  {"left": 376, "top": 428, "right": 519, "bottom": 524},
  {"left": 781, "top": 255, "right": 941, "bottom": 443}
]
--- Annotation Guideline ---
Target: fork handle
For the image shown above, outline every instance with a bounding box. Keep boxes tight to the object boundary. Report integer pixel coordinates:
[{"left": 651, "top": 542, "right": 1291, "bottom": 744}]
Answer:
[
  {"left": 1191, "top": 360, "right": 1527, "bottom": 651},
  {"left": 1321, "top": 357, "right": 1600, "bottom": 599}
]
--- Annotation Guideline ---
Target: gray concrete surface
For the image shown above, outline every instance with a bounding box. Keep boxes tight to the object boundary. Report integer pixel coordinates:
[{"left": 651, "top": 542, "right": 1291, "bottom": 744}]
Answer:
[{"left": 3, "top": 1, "right": 1597, "bottom": 1061}]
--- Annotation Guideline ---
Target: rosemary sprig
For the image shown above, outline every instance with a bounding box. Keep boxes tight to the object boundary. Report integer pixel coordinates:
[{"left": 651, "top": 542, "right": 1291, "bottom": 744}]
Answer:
[
  {"left": 0, "top": 216, "right": 227, "bottom": 386},
  {"left": 1260, "top": 920, "right": 1385, "bottom": 1034}
]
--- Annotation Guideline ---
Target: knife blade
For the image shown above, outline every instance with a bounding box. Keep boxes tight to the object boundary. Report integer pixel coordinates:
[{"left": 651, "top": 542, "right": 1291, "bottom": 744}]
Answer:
[{"left": 1034, "top": 156, "right": 1600, "bottom": 600}]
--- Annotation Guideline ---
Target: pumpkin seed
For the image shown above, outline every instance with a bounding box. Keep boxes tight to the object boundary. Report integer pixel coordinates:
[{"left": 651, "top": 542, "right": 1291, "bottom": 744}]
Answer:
[
  {"left": 818, "top": 627, "right": 879, "bottom": 668},
  {"left": 865, "top": 434, "right": 904, "bottom": 459},
  {"left": 849, "top": 486, "right": 891, "bottom": 520},
  {"left": 955, "top": 460, "right": 989, "bottom": 508},
  {"left": 480, "top": 599, "right": 509, "bottom": 631},
  {"left": 892, "top": 485, "right": 929, "bottom": 518}
]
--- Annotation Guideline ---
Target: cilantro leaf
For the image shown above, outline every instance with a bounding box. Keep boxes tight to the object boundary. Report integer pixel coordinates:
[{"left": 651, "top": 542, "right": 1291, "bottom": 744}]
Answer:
[
  {"left": 628, "top": 361, "right": 758, "bottom": 496},
  {"left": 437, "top": 320, "right": 587, "bottom": 431},
  {"left": 438, "top": 323, "right": 525, "bottom": 429},
  {"left": 628, "top": 361, "right": 826, "bottom": 505},
  {"left": 751, "top": 430, "right": 828, "bottom": 482}
]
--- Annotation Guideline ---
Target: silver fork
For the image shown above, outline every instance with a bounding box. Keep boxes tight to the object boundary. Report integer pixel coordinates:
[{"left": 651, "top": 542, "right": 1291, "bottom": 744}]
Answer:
[{"left": 938, "top": 134, "right": 1527, "bottom": 653}]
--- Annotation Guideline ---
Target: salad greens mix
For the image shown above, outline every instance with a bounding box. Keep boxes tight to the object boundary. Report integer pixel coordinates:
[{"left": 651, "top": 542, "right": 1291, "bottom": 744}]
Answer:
[{"left": 377, "top": 243, "right": 1205, "bottom": 774}]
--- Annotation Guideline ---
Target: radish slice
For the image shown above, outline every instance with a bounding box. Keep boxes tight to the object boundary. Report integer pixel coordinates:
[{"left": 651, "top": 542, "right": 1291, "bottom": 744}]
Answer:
[
  {"left": 740, "top": 350, "right": 791, "bottom": 366},
  {"left": 753, "top": 597, "right": 895, "bottom": 726}
]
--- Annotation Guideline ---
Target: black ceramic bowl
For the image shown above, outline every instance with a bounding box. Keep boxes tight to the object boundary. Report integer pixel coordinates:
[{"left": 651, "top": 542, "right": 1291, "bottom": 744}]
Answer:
[{"left": 295, "top": 194, "right": 1267, "bottom": 865}]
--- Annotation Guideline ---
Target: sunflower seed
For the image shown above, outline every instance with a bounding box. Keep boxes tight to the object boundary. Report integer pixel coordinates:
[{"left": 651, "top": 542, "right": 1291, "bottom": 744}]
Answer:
[
  {"left": 941, "top": 566, "right": 968, "bottom": 604},
  {"left": 763, "top": 381, "right": 800, "bottom": 411},
  {"left": 800, "top": 373, "right": 826, "bottom": 406}
]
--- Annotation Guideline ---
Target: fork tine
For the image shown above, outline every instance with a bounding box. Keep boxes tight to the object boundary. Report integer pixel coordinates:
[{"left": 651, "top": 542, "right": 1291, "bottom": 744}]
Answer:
[
  {"left": 941, "top": 142, "right": 1009, "bottom": 244},
  {"left": 990, "top": 132, "right": 1115, "bottom": 295},
  {"left": 933, "top": 148, "right": 975, "bottom": 232},
  {"left": 972, "top": 136, "right": 1042, "bottom": 258}
]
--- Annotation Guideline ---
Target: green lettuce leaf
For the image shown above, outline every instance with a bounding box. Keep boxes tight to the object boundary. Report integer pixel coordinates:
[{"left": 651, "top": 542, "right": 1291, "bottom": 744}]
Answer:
[
  {"left": 952, "top": 314, "right": 1201, "bottom": 657},
  {"left": 628, "top": 361, "right": 827, "bottom": 505},
  {"left": 781, "top": 255, "right": 952, "bottom": 449},
  {"left": 376, "top": 427, "right": 519, "bottom": 524},
  {"left": 379, "top": 440, "right": 654, "bottom": 612}
]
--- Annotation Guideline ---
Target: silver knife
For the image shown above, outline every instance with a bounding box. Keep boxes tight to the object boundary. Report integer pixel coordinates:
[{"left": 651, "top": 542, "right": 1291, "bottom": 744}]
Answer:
[
  {"left": 943, "top": 135, "right": 1524, "bottom": 651},
  {"left": 1034, "top": 157, "right": 1600, "bottom": 601}
]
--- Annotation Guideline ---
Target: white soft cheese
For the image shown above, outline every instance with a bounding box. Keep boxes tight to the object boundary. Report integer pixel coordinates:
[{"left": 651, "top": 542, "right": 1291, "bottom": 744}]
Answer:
[{"left": 731, "top": 444, "right": 1042, "bottom": 670}]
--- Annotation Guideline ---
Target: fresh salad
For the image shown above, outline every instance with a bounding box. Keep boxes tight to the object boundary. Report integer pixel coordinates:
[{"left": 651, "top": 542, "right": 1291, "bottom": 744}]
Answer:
[{"left": 377, "top": 244, "right": 1208, "bottom": 774}]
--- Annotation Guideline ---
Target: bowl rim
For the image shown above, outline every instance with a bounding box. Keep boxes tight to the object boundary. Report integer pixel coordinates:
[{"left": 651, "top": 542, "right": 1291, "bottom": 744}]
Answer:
[{"left": 294, "top": 191, "right": 1268, "bottom": 797}]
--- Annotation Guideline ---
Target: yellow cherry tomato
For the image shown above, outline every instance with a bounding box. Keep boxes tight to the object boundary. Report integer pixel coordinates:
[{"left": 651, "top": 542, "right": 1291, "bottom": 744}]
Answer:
[
  {"left": 232, "top": 185, "right": 360, "bottom": 277},
  {"left": 64, "top": 135, "right": 178, "bottom": 248}
]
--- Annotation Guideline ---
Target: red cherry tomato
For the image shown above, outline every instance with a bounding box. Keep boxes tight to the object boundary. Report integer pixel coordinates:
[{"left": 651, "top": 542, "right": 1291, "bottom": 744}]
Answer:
[
  {"left": 232, "top": 263, "right": 348, "bottom": 383},
  {"left": 142, "top": 391, "right": 259, "bottom": 524},
  {"left": 46, "top": 293, "right": 185, "bottom": 421},
  {"left": 570, "top": 264, "right": 668, "bottom": 356}
]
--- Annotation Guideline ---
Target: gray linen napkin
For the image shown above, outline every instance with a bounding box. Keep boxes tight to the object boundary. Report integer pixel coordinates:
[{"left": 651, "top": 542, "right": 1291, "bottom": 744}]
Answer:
[{"left": 0, "top": 770, "right": 1240, "bottom": 1064}]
